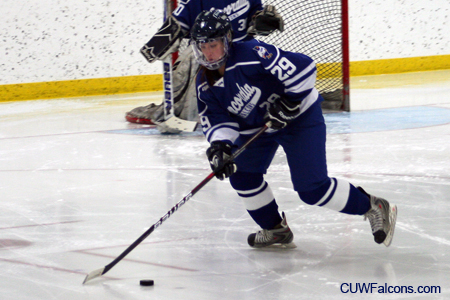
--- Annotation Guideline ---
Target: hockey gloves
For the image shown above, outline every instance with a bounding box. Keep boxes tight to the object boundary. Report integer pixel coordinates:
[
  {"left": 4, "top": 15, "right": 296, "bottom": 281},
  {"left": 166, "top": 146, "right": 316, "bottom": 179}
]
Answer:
[
  {"left": 264, "top": 97, "right": 301, "bottom": 130},
  {"left": 247, "top": 5, "right": 284, "bottom": 36},
  {"left": 140, "top": 15, "right": 186, "bottom": 63},
  {"left": 206, "top": 141, "right": 237, "bottom": 180}
]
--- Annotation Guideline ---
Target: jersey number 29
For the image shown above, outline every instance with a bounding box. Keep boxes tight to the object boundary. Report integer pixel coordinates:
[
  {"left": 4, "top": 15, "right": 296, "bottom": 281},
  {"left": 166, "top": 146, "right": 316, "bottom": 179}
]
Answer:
[{"left": 270, "top": 57, "right": 296, "bottom": 81}]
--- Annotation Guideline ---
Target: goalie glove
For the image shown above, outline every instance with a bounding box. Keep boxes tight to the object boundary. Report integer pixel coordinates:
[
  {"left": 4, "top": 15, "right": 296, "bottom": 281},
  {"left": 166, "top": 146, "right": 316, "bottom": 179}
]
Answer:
[
  {"left": 264, "top": 97, "right": 301, "bottom": 130},
  {"left": 140, "top": 15, "right": 186, "bottom": 63},
  {"left": 206, "top": 141, "right": 237, "bottom": 180},
  {"left": 247, "top": 5, "right": 284, "bottom": 36}
]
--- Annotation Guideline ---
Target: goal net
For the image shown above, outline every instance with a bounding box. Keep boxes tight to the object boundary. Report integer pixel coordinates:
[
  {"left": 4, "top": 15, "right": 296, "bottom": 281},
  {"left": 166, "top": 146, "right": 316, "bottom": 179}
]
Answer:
[
  {"left": 260, "top": 0, "right": 349, "bottom": 111},
  {"left": 173, "top": 0, "right": 350, "bottom": 111}
]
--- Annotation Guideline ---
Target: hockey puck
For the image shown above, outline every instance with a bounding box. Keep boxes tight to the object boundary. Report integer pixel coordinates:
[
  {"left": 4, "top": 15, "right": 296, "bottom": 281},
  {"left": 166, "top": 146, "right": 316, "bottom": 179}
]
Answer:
[{"left": 140, "top": 279, "right": 154, "bottom": 286}]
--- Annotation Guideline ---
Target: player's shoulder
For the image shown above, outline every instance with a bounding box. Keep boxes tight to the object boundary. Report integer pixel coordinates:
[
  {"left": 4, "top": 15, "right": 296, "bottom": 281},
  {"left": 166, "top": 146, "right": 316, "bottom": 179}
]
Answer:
[
  {"left": 229, "top": 39, "right": 279, "bottom": 68},
  {"left": 233, "top": 38, "right": 275, "bottom": 53},
  {"left": 231, "top": 39, "right": 276, "bottom": 59},
  {"left": 195, "top": 70, "right": 209, "bottom": 92},
  {"left": 253, "top": 39, "right": 315, "bottom": 68},
  {"left": 231, "top": 39, "right": 316, "bottom": 74}
]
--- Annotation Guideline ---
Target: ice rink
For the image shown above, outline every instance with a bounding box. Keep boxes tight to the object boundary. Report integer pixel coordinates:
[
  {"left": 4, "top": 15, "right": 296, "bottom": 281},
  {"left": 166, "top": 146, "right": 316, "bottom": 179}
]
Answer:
[{"left": 1, "top": 70, "right": 449, "bottom": 299}]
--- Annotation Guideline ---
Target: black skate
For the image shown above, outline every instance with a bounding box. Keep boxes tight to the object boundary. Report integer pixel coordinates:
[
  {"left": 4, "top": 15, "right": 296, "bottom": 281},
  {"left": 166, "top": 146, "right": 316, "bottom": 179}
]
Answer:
[
  {"left": 360, "top": 188, "right": 398, "bottom": 247},
  {"left": 248, "top": 212, "right": 295, "bottom": 248}
]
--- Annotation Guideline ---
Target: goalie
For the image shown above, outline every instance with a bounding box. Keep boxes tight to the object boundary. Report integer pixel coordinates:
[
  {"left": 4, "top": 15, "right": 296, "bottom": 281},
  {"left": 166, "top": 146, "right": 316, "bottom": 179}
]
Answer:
[{"left": 126, "top": 0, "right": 284, "bottom": 126}]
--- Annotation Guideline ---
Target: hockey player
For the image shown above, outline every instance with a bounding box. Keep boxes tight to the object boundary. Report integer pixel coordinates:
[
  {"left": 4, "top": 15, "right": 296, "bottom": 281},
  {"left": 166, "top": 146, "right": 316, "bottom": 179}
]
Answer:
[
  {"left": 126, "top": 0, "right": 284, "bottom": 127},
  {"left": 191, "top": 9, "right": 398, "bottom": 248}
]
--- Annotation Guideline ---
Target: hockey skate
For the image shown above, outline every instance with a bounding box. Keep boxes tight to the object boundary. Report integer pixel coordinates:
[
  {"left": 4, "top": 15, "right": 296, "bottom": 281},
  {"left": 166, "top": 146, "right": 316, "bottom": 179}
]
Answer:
[
  {"left": 248, "top": 212, "right": 295, "bottom": 249},
  {"left": 360, "top": 188, "right": 397, "bottom": 247}
]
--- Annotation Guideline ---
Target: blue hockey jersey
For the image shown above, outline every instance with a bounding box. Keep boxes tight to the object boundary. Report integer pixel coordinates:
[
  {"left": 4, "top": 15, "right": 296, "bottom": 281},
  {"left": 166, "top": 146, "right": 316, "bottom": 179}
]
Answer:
[
  {"left": 173, "top": 0, "right": 262, "bottom": 41},
  {"left": 196, "top": 39, "right": 320, "bottom": 144}
]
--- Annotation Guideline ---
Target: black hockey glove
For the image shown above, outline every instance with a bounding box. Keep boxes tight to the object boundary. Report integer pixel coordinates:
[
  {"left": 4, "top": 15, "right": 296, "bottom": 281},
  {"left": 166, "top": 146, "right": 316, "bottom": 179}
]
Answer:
[
  {"left": 247, "top": 5, "right": 284, "bottom": 36},
  {"left": 206, "top": 141, "right": 237, "bottom": 180},
  {"left": 140, "top": 15, "right": 186, "bottom": 63},
  {"left": 264, "top": 97, "right": 301, "bottom": 130}
]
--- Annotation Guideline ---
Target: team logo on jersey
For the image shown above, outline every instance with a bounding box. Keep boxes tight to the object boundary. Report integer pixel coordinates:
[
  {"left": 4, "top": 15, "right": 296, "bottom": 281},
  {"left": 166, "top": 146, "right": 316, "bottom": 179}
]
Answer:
[
  {"left": 253, "top": 46, "right": 273, "bottom": 59},
  {"left": 222, "top": 0, "right": 250, "bottom": 21},
  {"left": 227, "top": 83, "right": 261, "bottom": 118}
]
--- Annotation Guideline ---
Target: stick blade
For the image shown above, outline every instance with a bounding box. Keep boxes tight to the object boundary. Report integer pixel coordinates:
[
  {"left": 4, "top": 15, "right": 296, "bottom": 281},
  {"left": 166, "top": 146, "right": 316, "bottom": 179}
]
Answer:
[
  {"left": 161, "top": 117, "right": 198, "bottom": 132},
  {"left": 82, "top": 267, "right": 105, "bottom": 284}
]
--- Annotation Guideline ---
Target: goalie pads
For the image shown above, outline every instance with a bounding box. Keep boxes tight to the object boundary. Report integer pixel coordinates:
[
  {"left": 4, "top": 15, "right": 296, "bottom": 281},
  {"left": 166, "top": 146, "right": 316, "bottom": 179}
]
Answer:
[
  {"left": 140, "top": 15, "right": 186, "bottom": 63},
  {"left": 247, "top": 5, "right": 284, "bottom": 36}
]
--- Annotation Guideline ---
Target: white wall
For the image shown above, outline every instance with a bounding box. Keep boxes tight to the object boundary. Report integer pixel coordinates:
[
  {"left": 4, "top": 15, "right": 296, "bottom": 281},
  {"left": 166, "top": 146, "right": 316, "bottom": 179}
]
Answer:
[
  {"left": 1, "top": 0, "right": 449, "bottom": 85},
  {"left": 349, "top": 0, "right": 450, "bottom": 61},
  {"left": 1, "top": 0, "right": 162, "bottom": 85}
]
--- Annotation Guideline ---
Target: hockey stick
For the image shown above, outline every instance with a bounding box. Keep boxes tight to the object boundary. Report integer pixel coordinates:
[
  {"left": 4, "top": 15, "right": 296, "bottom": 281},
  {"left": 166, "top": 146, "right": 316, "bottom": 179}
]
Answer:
[
  {"left": 157, "top": 57, "right": 198, "bottom": 132},
  {"left": 82, "top": 125, "right": 269, "bottom": 284}
]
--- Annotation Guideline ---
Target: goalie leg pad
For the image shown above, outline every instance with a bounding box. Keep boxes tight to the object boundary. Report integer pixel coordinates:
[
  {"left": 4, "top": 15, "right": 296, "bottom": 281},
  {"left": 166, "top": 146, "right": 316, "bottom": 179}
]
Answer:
[
  {"left": 126, "top": 47, "right": 200, "bottom": 125},
  {"left": 173, "top": 47, "right": 200, "bottom": 122}
]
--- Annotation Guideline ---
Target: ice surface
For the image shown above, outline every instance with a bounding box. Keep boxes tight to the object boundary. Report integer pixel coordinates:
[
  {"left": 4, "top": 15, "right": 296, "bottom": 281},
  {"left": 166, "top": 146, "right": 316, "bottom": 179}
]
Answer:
[{"left": 1, "top": 75, "right": 450, "bottom": 299}]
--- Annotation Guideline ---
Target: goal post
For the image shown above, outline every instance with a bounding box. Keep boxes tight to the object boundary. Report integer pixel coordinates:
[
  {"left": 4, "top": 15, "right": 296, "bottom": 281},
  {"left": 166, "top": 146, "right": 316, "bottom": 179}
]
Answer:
[{"left": 261, "top": 0, "right": 350, "bottom": 111}]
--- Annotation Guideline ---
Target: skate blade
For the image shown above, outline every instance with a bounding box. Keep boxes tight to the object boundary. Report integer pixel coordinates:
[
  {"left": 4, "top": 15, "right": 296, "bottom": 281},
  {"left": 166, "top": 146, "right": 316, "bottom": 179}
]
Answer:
[
  {"left": 257, "top": 242, "right": 297, "bottom": 250},
  {"left": 383, "top": 205, "right": 398, "bottom": 247}
]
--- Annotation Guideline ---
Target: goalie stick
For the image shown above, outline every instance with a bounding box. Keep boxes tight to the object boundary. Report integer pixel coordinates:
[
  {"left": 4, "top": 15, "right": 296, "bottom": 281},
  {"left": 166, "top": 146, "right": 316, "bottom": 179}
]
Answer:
[
  {"left": 156, "top": 0, "right": 198, "bottom": 133},
  {"left": 157, "top": 56, "right": 198, "bottom": 133},
  {"left": 82, "top": 125, "right": 269, "bottom": 284}
]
